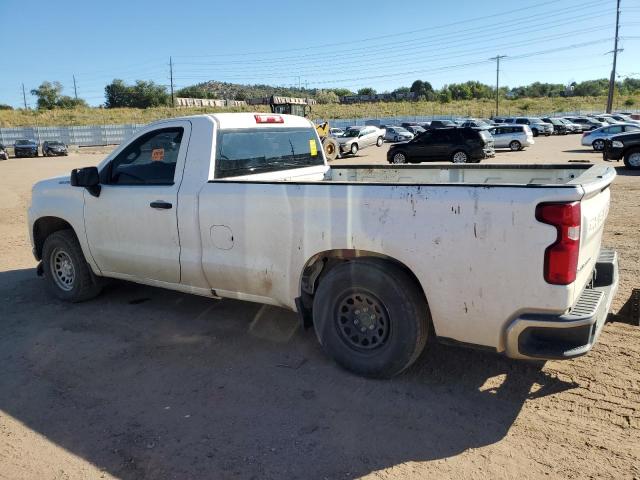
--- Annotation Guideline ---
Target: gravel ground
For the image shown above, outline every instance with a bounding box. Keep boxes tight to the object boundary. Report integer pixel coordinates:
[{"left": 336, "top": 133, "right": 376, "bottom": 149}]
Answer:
[{"left": 0, "top": 134, "right": 638, "bottom": 480}]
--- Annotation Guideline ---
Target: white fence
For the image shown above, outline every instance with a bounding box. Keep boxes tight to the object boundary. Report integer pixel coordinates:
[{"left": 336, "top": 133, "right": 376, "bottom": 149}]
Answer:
[{"left": 0, "top": 124, "right": 143, "bottom": 147}]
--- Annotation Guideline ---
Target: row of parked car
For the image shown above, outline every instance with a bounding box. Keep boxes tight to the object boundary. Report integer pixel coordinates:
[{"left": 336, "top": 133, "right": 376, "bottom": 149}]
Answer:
[{"left": 0, "top": 139, "right": 69, "bottom": 160}]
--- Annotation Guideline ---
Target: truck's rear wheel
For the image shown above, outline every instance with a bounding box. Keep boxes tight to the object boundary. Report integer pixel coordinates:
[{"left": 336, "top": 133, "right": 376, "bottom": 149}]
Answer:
[
  {"left": 42, "top": 230, "right": 102, "bottom": 302},
  {"left": 312, "top": 259, "right": 429, "bottom": 378},
  {"left": 322, "top": 137, "right": 339, "bottom": 161}
]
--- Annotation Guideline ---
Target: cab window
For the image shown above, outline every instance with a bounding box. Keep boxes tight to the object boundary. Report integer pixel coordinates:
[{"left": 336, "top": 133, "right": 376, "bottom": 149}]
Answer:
[{"left": 107, "top": 128, "right": 183, "bottom": 185}]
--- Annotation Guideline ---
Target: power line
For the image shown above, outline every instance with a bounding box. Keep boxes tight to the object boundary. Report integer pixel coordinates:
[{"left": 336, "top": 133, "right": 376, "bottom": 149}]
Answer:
[{"left": 173, "top": 0, "right": 583, "bottom": 59}]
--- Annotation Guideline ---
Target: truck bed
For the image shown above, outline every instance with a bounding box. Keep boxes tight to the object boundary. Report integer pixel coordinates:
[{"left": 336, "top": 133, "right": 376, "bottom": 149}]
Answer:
[{"left": 327, "top": 164, "right": 614, "bottom": 186}]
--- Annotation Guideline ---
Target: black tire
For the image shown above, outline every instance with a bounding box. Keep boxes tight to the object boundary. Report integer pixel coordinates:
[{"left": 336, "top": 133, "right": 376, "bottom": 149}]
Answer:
[
  {"left": 390, "top": 151, "right": 407, "bottom": 164},
  {"left": 532, "top": 128, "right": 539, "bottom": 137},
  {"left": 451, "top": 150, "right": 468, "bottom": 163},
  {"left": 350, "top": 143, "right": 358, "bottom": 155},
  {"left": 509, "top": 140, "right": 522, "bottom": 151},
  {"left": 623, "top": 148, "right": 640, "bottom": 170},
  {"left": 312, "top": 259, "right": 429, "bottom": 378},
  {"left": 42, "top": 229, "right": 102, "bottom": 302},
  {"left": 376, "top": 136, "right": 384, "bottom": 147},
  {"left": 592, "top": 139, "right": 605, "bottom": 151}
]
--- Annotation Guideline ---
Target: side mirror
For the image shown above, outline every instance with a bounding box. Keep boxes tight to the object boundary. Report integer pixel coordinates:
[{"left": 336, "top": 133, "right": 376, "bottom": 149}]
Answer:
[{"left": 70, "top": 166, "right": 101, "bottom": 197}]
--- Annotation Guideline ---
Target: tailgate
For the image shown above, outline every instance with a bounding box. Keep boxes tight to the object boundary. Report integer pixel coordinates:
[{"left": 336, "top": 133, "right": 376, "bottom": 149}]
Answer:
[{"left": 573, "top": 165, "right": 616, "bottom": 301}]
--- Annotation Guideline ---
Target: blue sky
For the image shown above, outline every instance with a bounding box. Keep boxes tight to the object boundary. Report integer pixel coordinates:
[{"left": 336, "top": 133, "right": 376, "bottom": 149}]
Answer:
[{"left": 1, "top": 0, "right": 639, "bottom": 107}]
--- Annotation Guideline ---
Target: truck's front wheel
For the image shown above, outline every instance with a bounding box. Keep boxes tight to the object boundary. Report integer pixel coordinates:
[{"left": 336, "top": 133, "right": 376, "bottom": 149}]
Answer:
[
  {"left": 42, "top": 230, "right": 102, "bottom": 302},
  {"left": 312, "top": 259, "right": 429, "bottom": 378}
]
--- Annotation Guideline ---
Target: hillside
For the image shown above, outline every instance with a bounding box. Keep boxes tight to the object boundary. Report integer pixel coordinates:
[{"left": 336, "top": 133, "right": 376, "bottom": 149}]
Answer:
[{"left": 0, "top": 96, "right": 638, "bottom": 128}]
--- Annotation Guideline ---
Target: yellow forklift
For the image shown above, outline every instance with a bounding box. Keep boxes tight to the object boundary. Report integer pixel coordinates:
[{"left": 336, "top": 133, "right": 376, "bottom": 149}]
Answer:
[{"left": 268, "top": 96, "right": 340, "bottom": 161}]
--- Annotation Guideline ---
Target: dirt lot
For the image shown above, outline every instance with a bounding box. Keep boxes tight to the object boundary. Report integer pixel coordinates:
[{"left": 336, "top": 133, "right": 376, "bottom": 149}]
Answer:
[{"left": 0, "top": 135, "right": 638, "bottom": 480}]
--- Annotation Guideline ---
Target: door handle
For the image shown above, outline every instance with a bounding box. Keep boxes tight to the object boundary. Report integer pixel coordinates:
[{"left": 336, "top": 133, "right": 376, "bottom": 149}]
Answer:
[{"left": 150, "top": 201, "right": 172, "bottom": 209}]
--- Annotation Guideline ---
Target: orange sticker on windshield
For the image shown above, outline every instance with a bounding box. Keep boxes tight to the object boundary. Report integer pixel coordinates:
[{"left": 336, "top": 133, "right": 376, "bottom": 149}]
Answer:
[
  {"left": 151, "top": 148, "right": 164, "bottom": 161},
  {"left": 309, "top": 139, "right": 318, "bottom": 156}
]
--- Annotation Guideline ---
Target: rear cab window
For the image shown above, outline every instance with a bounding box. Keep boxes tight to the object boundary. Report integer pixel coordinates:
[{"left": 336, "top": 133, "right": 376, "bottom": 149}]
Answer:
[{"left": 215, "top": 127, "right": 324, "bottom": 179}]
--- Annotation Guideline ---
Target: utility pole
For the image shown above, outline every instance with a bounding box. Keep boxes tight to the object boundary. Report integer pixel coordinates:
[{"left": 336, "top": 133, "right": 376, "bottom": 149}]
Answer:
[
  {"left": 21, "top": 83, "right": 27, "bottom": 109},
  {"left": 73, "top": 75, "right": 78, "bottom": 100},
  {"left": 489, "top": 55, "right": 507, "bottom": 117},
  {"left": 169, "top": 56, "right": 175, "bottom": 107},
  {"left": 606, "top": 0, "right": 621, "bottom": 113}
]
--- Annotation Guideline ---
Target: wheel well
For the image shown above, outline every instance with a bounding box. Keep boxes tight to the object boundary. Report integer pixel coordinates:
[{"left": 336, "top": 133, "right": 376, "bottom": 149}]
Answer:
[
  {"left": 299, "top": 249, "right": 428, "bottom": 315},
  {"left": 33, "top": 217, "right": 74, "bottom": 260}
]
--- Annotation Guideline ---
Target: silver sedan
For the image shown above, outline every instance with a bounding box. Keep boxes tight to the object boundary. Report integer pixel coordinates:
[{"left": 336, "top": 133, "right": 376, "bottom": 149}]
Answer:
[{"left": 581, "top": 123, "right": 640, "bottom": 151}]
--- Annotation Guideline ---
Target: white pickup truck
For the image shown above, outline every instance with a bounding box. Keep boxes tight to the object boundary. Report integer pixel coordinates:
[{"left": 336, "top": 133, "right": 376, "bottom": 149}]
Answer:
[{"left": 28, "top": 113, "right": 619, "bottom": 378}]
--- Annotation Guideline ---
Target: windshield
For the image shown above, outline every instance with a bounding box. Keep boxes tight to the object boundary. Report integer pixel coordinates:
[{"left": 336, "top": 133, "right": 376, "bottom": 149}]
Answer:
[
  {"left": 395, "top": 127, "right": 409, "bottom": 133},
  {"left": 216, "top": 127, "right": 324, "bottom": 178},
  {"left": 48, "top": 141, "right": 64, "bottom": 146},
  {"left": 16, "top": 140, "right": 33, "bottom": 146},
  {"left": 343, "top": 129, "right": 361, "bottom": 137},
  {"left": 530, "top": 118, "right": 544, "bottom": 123}
]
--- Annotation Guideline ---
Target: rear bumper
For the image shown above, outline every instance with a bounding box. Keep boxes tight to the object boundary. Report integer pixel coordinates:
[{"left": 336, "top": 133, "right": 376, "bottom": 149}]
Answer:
[{"left": 505, "top": 249, "right": 619, "bottom": 360}]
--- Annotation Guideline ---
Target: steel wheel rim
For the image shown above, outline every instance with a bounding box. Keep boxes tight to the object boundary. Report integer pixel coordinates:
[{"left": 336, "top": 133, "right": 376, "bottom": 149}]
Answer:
[
  {"left": 50, "top": 248, "right": 75, "bottom": 291},
  {"left": 335, "top": 291, "right": 390, "bottom": 350},
  {"left": 593, "top": 140, "right": 604, "bottom": 151},
  {"left": 393, "top": 153, "right": 405, "bottom": 163},
  {"left": 453, "top": 152, "right": 467, "bottom": 163},
  {"left": 629, "top": 152, "right": 640, "bottom": 167},
  {"left": 326, "top": 143, "right": 335, "bottom": 155}
]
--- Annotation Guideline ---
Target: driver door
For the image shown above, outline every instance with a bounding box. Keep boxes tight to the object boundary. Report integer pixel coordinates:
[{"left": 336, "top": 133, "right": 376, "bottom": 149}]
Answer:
[{"left": 83, "top": 121, "right": 191, "bottom": 284}]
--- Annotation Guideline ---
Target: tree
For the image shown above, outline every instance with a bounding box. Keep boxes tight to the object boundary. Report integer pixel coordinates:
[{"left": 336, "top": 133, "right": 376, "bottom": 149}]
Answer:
[
  {"left": 57, "top": 96, "right": 88, "bottom": 108},
  {"left": 410, "top": 80, "right": 434, "bottom": 100},
  {"left": 0, "top": 104, "right": 13, "bottom": 110},
  {"left": 438, "top": 88, "right": 452, "bottom": 103},
  {"left": 105, "top": 79, "right": 132, "bottom": 108},
  {"left": 31, "top": 81, "right": 64, "bottom": 109},
  {"left": 104, "top": 79, "right": 170, "bottom": 108},
  {"left": 332, "top": 88, "right": 353, "bottom": 97},
  {"left": 315, "top": 90, "right": 339, "bottom": 104},
  {"left": 31, "top": 81, "right": 88, "bottom": 109},
  {"left": 357, "top": 87, "right": 376, "bottom": 96}
]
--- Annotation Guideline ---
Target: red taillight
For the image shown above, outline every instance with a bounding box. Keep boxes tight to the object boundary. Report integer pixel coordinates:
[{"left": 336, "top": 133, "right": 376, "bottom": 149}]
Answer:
[
  {"left": 254, "top": 114, "right": 284, "bottom": 124},
  {"left": 535, "top": 202, "right": 581, "bottom": 285}
]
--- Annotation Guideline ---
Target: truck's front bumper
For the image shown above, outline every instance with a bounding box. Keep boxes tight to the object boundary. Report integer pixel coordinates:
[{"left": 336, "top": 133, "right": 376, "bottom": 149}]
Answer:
[{"left": 505, "top": 249, "right": 619, "bottom": 360}]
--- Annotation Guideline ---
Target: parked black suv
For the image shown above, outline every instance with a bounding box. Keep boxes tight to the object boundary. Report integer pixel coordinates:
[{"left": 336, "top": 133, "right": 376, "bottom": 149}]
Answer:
[
  {"left": 42, "top": 140, "right": 69, "bottom": 156},
  {"left": 14, "top": 139, "right": 39, "bottom": 157},
  {"left": 387, "top": 127, "right": 495, "bottom": 164},
  {"left": 427, "top": 119, "right": 456, "bottom": 129},
  {"left": 542, "top": 117, "right": 568, "bottom": 135},
  {"left": 603, "top": 131, "right": 640, "bottom": 170}
]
